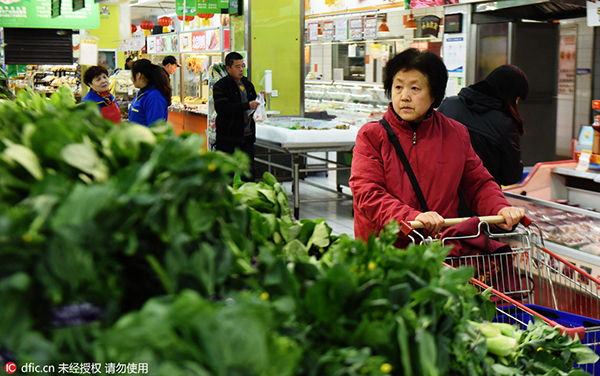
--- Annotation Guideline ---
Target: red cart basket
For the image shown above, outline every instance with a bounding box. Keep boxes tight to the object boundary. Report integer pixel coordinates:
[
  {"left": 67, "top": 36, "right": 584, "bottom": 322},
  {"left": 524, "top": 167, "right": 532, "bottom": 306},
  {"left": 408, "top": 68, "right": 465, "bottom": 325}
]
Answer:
[{"left": 400, "top": 216, "right": 600, "bottom": 375}]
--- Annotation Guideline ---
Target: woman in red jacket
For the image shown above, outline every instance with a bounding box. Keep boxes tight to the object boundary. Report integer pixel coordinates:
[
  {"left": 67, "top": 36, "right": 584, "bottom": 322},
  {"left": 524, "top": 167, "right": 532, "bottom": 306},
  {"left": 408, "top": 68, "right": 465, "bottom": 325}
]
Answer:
[
  {"left": 81, "top": 65, "right": 121, "bottom": 124},
  {"left": 349, "top": 48, "right": 524, "bottom": 247}
]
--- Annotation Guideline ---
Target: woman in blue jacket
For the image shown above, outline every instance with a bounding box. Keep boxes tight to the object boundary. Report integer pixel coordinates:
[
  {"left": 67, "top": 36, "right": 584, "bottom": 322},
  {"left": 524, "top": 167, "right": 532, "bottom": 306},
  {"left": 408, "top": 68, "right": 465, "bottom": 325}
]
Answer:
[{"left": 129, "top": 59, "right": 171, "bottom": 126}]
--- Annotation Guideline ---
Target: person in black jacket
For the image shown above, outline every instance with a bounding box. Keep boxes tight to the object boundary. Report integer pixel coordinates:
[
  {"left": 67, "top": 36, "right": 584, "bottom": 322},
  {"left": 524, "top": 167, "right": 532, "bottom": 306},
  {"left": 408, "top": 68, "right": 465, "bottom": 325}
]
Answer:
[
  {"left": 213, "top": 52, "right": 262, "bottom": 182},
  {"left": 437, "top": 64, "right": 529, "bottom": 217}
]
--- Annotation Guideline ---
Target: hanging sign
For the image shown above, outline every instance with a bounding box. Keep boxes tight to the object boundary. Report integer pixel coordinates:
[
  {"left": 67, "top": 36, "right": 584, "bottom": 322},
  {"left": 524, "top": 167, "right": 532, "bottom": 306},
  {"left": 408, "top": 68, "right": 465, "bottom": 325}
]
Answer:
[
  {"left": 334, "top": 19, "right": 348, "bottom": 41},
  {"left": 371, "top": 44, "right": 382, "bottom": 59},
  {"left": 322, "top": 20, "right": 334, "bottom": 41},
  {"left": 307, "top": 22, "right": 319, "bottom": 42},
  {"left": 420, "top": 15, "right": 440, "bottom": 38},
  {"left": 587, "top": 0, "right": 600, "bottom": 27},
  {"left": 349, "top": 17, "right": 363, "bottom": 40},
  {"left": 364, "top": 16, "right": 377, "bottom": 39},
  {"left": 0, "top": 0, "right": 99, "bottom": 29},
  {"left": 197, "top": 0, "right": 222, "bottom": 13},
  {"left": 176, "top": 0, "right": 197, "bottom": 16},
  {"left": 79, "top": 38, "right": 98, "bottom": 65}
]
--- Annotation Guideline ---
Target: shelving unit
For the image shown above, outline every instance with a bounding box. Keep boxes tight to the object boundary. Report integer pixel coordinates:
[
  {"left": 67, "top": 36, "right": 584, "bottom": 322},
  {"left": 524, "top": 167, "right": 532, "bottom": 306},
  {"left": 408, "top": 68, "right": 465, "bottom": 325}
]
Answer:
[{"left": 10, "top": 64, "right": 81, "bottom": 98}]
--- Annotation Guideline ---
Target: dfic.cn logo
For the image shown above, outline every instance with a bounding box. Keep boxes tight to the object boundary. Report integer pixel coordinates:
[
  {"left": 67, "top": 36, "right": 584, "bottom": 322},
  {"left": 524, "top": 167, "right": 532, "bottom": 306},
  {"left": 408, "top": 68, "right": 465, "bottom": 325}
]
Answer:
[{"left": 5, "top": 362, "right": 16, "bottom": 374}]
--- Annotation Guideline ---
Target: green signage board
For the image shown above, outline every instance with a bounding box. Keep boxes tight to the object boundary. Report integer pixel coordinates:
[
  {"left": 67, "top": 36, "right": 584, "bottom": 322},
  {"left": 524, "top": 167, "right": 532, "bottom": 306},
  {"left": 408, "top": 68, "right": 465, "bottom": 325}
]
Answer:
[
  {"left": 0, "top": 0, "right": 99, "bottom": 28},
  {"left": 197, "top": 0, "right": 219, "bottom": 13},
  {"left": 176, "top": 0, "right": 197, "bottom": 16},
  {"left": 197, "top": 0, "right": 229, "bottom": 14}
]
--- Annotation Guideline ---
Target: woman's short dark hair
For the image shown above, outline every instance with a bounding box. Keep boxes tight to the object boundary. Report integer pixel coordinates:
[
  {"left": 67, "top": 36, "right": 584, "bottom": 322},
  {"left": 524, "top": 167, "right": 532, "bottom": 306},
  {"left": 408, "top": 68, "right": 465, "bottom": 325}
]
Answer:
[
  {"left": 485, "top": 65, "right": 529, "bottom": 135},
  {"left": 83, "top": 65, "right": 109, "bottom": 87},
  {"left": 131, "top": 58, "right": 172, "bottom": 105},
  {"left": 383, "top": 48, "right": 448, "bottom": 108}
]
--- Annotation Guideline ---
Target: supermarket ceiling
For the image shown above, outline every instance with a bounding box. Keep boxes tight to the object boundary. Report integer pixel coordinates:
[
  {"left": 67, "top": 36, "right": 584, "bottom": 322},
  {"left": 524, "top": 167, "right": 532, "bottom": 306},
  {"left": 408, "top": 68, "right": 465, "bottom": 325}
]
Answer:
[{"left": 128, "top": 0, "right": 176, "bottom": 19}]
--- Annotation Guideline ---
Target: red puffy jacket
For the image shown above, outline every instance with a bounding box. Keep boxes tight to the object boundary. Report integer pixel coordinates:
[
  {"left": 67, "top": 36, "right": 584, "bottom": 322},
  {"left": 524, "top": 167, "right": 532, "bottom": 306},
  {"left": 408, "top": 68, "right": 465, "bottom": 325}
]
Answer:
[{"left": 349, "top": 107, "right": 510, "bottom": 247}]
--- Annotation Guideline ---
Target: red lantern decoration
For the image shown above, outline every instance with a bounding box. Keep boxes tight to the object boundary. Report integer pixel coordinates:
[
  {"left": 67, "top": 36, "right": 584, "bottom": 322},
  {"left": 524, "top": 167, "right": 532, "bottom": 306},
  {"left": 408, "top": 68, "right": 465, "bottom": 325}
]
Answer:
[
  {"left": 139, "top": 20, "right": 154, "bottom": 36},
  {"left": 131, "top": 24, "right": 137, "bottom": 34},
  {"left": 177, "top": 14, "right": 195, "bottom": 25},
  {"left": 197, "top": 12, "right": 215, "bottom": 26},
  {"left": 158, "top": 16, "right": 173, "bottom": 32}
]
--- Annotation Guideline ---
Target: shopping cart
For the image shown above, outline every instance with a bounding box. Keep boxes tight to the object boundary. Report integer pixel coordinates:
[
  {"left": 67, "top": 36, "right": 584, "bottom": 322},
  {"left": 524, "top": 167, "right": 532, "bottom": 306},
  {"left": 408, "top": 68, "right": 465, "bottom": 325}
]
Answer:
[{"left": 400, "top": 216, "right": 600, "bottom": 375}]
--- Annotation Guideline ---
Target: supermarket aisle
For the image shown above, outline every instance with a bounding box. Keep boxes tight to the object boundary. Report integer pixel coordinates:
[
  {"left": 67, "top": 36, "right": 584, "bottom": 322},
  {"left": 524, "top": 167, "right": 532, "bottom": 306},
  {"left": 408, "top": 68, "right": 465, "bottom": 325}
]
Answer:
[{"left": 280, "top": 170, "right": 355, "bottom": 237}]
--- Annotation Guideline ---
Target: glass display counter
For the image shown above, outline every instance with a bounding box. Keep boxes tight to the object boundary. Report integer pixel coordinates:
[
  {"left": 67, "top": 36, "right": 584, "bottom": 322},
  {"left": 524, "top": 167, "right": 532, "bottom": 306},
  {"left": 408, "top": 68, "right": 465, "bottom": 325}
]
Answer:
[
  {"left": 505, "top": 192, "right": 600, "bottom": 279},
  {"left": 304, "top": 80, "right": 388, "bottom": 126}
]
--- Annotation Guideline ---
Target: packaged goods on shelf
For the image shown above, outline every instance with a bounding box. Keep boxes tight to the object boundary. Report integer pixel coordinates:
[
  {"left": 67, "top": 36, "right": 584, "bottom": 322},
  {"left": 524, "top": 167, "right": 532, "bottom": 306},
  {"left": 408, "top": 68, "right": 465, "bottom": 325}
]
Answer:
[{"left": 13, "top": 64, "right": 81, "bottom": 97}]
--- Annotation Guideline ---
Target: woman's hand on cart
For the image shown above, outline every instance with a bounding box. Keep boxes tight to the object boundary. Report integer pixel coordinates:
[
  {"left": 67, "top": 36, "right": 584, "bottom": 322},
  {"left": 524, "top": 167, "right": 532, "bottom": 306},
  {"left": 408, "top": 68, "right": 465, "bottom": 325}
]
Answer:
[
  {"left": 496, "top": 206, "right": 526, "bottom": 231},
  {"left": 414, "top": 211, "right": 445, "bottom": 235}
]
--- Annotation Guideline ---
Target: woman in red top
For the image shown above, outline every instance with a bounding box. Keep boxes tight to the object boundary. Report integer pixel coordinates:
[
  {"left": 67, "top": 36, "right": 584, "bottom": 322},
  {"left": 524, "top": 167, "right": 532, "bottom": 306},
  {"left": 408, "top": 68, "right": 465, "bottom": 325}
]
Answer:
[
  {"left": 349, "top": 49, "right": 524, "bottom": 247},
  {"left": 81, "top": 65, "right": 121, "bottom": 124}
]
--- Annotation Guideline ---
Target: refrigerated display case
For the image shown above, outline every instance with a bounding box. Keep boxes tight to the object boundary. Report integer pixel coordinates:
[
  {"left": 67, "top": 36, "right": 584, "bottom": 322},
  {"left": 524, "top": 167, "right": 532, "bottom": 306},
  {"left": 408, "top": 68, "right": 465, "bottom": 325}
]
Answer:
[
  {"left": 304, "top": 80, "right": 388, "bottom": 126},
  {"left": 505, "top": 192, "right": 600, "bottom": 279}
]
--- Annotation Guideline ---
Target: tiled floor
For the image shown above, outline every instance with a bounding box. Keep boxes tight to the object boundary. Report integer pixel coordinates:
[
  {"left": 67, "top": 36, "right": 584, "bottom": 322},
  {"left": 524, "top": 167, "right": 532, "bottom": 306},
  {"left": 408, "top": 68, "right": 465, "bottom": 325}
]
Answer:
[{"left": 280, "top": 169, "right": 355, "bottom": 237}]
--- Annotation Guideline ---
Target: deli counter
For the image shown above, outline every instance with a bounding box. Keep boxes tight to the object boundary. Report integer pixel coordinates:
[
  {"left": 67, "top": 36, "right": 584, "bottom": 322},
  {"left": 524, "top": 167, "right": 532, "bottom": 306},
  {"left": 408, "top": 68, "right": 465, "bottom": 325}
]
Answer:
[
  {"left": 304, "top": 80, "right": 388, "bottom": 126},
  {"left": 503, "top": 160, "right": 600, "bottom": 279}
]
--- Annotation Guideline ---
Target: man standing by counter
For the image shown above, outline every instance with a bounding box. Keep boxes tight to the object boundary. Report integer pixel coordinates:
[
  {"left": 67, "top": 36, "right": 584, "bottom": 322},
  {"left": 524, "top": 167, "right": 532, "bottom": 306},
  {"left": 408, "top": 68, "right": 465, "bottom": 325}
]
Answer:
[
  {"left": 162, "top": 55, "right": 180, "bottom": 76},
  {"left": 213, "top": 52, "right": 261, "bottom": 182}
]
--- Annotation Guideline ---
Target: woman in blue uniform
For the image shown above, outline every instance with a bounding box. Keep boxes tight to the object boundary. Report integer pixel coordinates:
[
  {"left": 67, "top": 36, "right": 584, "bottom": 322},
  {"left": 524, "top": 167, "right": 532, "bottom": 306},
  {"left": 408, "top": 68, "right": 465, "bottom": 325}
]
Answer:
[
  {"left": 81, "top": 65, "right": 121, "bottom": 124},
  {"left": 129, "top": 59, "right": 171, "bottom": 127}
]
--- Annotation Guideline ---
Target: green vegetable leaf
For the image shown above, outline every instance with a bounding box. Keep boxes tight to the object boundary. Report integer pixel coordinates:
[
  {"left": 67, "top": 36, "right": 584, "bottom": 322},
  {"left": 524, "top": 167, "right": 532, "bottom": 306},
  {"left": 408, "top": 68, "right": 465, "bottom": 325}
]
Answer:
[{"left": 2, "top": 140, "right": 44, "bottom": 180}]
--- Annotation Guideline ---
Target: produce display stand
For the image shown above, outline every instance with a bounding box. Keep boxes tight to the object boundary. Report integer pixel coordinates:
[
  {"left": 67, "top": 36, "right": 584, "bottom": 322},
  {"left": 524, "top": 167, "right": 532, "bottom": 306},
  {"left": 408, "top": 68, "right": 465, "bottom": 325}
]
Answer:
[
  {"left": 254, "top": 120, "right": 358, "bottom": 219},
  {"left": 400, "top": 216, "right": 600, "bottom": 375}
]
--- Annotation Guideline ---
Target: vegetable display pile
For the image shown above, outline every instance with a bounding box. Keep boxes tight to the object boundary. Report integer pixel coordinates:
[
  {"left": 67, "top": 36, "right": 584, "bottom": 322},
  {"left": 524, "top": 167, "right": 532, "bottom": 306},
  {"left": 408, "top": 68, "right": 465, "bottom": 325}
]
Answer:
[{"left": 0, "top": 89, "right": 597, "bottom": 375}]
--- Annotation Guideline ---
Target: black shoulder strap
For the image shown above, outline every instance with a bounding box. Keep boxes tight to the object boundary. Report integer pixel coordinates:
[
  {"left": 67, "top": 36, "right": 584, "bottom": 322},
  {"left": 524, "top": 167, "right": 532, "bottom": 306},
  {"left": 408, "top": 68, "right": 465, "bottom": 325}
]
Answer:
[{"left": 379, "top": 118, "right": 429, "bottom": 212}]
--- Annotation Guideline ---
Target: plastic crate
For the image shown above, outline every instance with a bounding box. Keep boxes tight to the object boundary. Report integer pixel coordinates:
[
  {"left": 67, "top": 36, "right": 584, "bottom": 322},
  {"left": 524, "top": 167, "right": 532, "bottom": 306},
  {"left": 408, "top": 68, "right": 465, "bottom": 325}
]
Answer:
[{"left": 494, "top": 304, "right": 600, "bottom": 375}]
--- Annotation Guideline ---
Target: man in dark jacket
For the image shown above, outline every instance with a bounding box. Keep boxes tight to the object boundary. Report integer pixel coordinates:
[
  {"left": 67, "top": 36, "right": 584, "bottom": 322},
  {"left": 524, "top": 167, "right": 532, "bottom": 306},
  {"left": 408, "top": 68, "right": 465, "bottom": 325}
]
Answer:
[{"left": 213, "top": 52, "right": 260, "bottom": 181}]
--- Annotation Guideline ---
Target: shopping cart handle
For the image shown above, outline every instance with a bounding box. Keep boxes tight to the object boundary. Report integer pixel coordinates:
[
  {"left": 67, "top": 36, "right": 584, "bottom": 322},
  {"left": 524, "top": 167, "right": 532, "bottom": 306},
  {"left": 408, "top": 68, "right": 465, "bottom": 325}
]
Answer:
[
  {"left": 409, "top": 215, "right": 505, "bottom": 229},
  {"left": 520, "top": 215, "right": 532, "bottom": 227},
  {"left": 399, "top": 220, "right": 415, "bottom": 236},
  {"left": 408, "top": 215, "right": 532, "bottom": 229},
  {"left": 549, "top": 321, "right": 585, "bottom": 341}
]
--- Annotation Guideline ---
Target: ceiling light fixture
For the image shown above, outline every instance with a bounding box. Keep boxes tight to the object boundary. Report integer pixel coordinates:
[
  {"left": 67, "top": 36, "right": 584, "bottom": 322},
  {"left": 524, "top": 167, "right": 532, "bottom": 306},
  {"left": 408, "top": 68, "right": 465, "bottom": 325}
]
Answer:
[
  {"left": 404, "top": 13, "right": 417, "bottom": 30},
  {"left": 378, "top": 17, "right": 390, "bottom": 34}
]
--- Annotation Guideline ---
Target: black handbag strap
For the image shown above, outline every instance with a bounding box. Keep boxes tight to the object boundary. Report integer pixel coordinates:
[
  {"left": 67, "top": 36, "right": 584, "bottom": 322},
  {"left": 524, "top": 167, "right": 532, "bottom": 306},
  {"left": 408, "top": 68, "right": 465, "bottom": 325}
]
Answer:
[{"left": 379, "top": 118, "right": 429, "bottom": 212}]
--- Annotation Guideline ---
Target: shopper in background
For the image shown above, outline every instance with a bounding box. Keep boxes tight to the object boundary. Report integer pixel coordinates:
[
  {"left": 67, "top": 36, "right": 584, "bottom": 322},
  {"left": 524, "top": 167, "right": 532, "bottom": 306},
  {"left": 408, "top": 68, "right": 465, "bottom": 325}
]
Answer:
[
  {"left": 162, "top": 55, "right": 180, "bottom": 76},
  {"left": 81, "top": 65, "right": 121, "bottom": 124},
  {"left": 125, "top": 57, "right": 133, "bottom": 70},
  {"left": 349, "top": 48, "right": 525, "bottom": 248},
  {"left": 213, "top": 51, "right": 262, "bottom": 182},
  {"left": 129, "top": 59, "right": 171, "bottom": 127},
  {"left": 437, "top": 64, "right": 529, "bottom": 217}
]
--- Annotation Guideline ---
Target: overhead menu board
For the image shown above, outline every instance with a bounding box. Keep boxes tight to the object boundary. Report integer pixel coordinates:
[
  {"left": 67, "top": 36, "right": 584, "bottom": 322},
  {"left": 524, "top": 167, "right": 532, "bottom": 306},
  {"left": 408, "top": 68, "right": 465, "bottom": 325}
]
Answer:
[{"left": 0, "top": 0, "right": 99, "bottom": 28}]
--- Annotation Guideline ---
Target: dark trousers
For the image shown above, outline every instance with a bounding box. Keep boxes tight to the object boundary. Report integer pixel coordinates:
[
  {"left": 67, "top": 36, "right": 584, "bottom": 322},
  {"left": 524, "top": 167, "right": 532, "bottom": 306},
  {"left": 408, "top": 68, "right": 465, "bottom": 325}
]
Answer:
[{"left": 215, "top": 138, "right": 255, "bottom": 182}]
